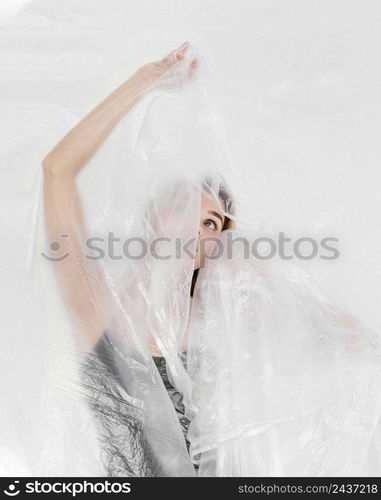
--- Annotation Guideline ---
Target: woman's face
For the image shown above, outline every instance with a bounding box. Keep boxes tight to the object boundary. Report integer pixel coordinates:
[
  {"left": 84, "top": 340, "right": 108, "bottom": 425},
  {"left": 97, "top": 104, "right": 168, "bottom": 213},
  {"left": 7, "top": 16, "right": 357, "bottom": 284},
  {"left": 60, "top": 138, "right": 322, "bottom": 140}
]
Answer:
[{"left": 194, "top": 192, "right": 225, "bottom": 269}]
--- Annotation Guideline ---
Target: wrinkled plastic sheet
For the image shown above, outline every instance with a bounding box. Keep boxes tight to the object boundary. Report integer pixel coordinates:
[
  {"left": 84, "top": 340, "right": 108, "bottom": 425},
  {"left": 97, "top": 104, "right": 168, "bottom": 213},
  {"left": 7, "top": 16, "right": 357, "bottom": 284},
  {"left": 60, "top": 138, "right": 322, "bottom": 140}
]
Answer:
[{"left": 1, "top": 1, "right": 381, "bottom": 477}]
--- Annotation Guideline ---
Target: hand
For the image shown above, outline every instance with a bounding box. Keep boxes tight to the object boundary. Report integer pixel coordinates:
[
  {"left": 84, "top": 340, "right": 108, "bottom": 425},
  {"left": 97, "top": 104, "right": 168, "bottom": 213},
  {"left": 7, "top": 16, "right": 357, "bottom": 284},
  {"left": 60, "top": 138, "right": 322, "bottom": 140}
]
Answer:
[{"left": 136, "top": 41, "right": 198, "bottom": 91}]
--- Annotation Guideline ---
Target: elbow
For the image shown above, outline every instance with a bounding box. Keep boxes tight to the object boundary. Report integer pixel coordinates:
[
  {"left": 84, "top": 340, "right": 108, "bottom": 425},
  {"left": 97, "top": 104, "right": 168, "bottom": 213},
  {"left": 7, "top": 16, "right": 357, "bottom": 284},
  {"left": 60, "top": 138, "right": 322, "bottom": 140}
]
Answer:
[
  {"left": 42, "top": 155, "right": 57, "bottom": 176},
  {"left": 42, "top": 155, "right": 69, "bottom": 178}
]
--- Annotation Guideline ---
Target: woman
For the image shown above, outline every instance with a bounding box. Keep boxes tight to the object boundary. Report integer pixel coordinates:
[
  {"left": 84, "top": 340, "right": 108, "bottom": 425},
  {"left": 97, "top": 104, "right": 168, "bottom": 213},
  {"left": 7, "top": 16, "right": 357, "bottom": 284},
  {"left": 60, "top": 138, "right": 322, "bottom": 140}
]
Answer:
[
  {"left": 42, "top": 42, "right": 381, "bottom": 477},
  {"left": 42, "top": 42, "right": 235, "bottom": 476}
]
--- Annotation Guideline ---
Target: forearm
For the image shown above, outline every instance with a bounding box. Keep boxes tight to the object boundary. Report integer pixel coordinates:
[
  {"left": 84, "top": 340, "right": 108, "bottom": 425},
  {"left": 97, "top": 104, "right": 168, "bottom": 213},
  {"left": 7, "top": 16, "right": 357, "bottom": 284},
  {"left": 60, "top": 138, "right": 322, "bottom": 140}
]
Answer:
[
  {"left": 40, "top": 42, "right": 194, "bottom": 352},
  {"left": 43, "top": 174, "right": 107, "bottom": 350},
  {"left": 42, "top": 69, "right": 149, "bottom": 177}
]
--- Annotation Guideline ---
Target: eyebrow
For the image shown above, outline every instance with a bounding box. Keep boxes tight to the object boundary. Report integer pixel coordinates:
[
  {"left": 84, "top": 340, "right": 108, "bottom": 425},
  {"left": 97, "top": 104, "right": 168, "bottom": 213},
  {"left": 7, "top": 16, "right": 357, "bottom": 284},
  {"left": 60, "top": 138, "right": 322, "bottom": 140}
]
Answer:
[{"left": 208, "top": 210, "right": 224, "bottom": 226}]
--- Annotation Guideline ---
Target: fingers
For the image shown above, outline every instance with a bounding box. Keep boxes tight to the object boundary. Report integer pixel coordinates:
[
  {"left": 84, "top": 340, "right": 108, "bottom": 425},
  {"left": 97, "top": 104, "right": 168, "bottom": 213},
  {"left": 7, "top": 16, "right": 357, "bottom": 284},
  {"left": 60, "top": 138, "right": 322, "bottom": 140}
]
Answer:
[
  {"left": 162, "top": 41, "right": 190, "bottom": 67},
  {"left": 175, "top": 41, "right": 190, "bottom": 59},
  {"left": 177, "top": 41, "right": 190, "bottom": 51},
  {"left": 157, "top": 42, "right": 199, "bottom": 86},
  {"left": 188, "top": 58, "right": 198, "bottom": 79}
]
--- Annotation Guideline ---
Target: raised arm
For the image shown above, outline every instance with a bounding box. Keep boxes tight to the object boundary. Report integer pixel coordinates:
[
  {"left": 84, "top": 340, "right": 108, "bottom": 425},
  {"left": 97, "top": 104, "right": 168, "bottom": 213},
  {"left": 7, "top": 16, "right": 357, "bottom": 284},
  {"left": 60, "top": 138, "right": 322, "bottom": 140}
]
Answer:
[{"left": 42, "top": 42, "right": 195, "bottom": 353}]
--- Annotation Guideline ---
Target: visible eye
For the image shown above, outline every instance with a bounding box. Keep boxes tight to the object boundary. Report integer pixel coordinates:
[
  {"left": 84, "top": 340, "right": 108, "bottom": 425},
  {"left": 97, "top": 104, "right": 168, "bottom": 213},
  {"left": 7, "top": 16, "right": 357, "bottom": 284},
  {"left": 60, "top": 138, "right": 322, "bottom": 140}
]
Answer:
[{"left": 203, "top": 218, "right": 218, "bottom": 231}]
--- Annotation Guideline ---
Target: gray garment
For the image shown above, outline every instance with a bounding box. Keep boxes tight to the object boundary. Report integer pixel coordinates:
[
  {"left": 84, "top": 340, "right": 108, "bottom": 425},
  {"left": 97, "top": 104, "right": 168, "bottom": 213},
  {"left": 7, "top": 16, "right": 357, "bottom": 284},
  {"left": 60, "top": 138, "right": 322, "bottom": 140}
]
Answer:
[
  {"left": 152, "top": 354, "right": 193, "bottom": 454},
  {"left": 80, "top": 333, "right": 196, "bottom": 476}
]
